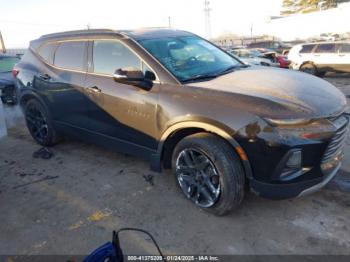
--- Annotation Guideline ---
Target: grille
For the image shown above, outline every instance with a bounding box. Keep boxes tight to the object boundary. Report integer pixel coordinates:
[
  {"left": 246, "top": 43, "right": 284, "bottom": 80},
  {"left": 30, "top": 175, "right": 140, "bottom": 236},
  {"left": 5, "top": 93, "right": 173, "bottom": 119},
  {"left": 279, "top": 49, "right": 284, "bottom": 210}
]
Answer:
[{"left": 322, "top": 116, "right": 349, "bottom": 164}]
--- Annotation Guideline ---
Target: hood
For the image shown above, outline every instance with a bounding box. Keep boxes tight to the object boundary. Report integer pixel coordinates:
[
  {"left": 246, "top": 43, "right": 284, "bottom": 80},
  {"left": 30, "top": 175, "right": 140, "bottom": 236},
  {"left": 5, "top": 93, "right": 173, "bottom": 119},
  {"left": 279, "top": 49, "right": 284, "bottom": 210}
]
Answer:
[
  {"left": 0, "top": 72, "right": 14, "bottom": 86},
  {"left": 189, "top": 66, "right": 347, "bottom": 119}
]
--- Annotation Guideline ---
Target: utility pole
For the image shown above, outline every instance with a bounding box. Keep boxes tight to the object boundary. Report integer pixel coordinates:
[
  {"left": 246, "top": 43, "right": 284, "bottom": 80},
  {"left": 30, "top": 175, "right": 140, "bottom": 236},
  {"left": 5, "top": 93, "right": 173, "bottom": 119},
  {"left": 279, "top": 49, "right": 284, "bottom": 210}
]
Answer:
[
  {"left": 204, "top": 0, "right": 212, "bottom": 39},
  {"left": 250, "top": 23, "right": 253, "bottom": 39},
  {"left": 168, "top": 16, "right": 171, "bottom": 28},
  {"left": 0, "top": 31, "right": 6, "bottom": 54}
]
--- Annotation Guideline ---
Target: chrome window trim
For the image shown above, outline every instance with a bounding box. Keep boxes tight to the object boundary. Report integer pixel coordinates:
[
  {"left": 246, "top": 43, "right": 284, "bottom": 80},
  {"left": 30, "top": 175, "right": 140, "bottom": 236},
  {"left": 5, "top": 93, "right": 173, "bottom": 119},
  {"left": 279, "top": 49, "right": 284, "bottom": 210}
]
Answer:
[{"left": 34, "top": 38, "right": 161, "bottom": 84}]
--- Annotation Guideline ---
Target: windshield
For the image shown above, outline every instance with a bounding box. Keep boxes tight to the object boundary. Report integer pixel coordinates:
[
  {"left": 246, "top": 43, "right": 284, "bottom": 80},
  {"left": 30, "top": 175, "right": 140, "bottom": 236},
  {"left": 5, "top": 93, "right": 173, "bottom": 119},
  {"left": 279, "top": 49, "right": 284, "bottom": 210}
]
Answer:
[
  {"left": 0, "top": 57, "right": 19, "bottom": 73},
  {"left": 138, "top": 36, "right": 242, "bottom": 82}
]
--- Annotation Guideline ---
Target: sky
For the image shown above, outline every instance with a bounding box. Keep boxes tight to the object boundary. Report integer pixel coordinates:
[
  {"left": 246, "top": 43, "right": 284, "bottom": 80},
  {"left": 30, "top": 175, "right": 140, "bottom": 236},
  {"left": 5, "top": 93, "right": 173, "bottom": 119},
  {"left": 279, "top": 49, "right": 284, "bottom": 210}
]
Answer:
[{"left": 0, "top": 0, "right": 283, "bottom": 48}]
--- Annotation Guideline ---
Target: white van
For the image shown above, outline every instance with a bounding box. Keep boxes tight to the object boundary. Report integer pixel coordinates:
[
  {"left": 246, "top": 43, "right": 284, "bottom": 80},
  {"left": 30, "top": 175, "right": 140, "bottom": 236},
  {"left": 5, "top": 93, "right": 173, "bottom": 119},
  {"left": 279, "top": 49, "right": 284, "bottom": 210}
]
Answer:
[{"left": 288, "top": 42, "right": 350, "bottom": 76}]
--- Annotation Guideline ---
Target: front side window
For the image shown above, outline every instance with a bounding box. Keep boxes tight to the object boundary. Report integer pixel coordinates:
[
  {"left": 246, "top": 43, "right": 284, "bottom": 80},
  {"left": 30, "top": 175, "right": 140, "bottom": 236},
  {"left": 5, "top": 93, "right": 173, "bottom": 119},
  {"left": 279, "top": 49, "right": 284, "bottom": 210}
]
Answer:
[
  {"left": 54, "top": 41, "right": 86, "bottom": 71},
  {"left": 300, "top": 44, "right": 316, "bottom": 54},
  {"left": 93, "top": 41, "right": 141, "bottom": 75},
  {"left": 315, "top": 44, "right": 336, "bottom": 53},
  {"left": 0, "top": 57, "right": 19, "bottom": 73},
  {"left": 138, "top": 36, "right": 242, "bottom": 82}
]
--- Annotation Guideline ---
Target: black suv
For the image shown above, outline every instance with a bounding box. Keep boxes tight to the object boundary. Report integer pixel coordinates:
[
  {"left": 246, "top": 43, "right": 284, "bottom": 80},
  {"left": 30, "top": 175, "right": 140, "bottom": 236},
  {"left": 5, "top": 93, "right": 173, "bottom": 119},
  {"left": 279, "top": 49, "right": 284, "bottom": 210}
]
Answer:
[{"left": 15, "top": 29, "right": 348, "bottom": 215}]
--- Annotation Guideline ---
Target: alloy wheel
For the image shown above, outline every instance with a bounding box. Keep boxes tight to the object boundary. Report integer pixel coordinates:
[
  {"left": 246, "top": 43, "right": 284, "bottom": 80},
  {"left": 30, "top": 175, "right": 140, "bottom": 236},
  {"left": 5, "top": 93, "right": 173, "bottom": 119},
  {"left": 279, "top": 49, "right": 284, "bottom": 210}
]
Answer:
[
  {"left": 175, "top": 148, "right": 221, "bottom": 208},
  {"left": 25, "top": 105, "right": 48, "bottom": 143}
]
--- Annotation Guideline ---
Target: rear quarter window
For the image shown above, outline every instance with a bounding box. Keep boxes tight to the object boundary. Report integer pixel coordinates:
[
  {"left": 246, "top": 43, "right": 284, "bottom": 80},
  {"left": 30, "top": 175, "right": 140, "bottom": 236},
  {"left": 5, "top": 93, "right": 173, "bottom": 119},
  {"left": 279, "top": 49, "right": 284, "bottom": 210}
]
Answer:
[
  {"left": 54, "top": 41, "right": 86, "bottom": 71},
  {"left": 38, "top": 43, "right": 58, "bottom": 64}
]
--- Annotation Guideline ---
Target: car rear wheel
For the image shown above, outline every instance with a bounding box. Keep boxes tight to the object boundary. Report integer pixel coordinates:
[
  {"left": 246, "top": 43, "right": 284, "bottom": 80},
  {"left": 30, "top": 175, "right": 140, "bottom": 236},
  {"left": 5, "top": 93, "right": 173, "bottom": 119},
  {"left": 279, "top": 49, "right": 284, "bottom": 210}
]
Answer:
[
  {"left": 171, "top": 133, "right": 245, "bottom": 216},
  {"left": 24, "top": 99, "right": 61, "bottom": 146},
  {"left": 300, "top": 62, "right": 317, "bottom": 75}
]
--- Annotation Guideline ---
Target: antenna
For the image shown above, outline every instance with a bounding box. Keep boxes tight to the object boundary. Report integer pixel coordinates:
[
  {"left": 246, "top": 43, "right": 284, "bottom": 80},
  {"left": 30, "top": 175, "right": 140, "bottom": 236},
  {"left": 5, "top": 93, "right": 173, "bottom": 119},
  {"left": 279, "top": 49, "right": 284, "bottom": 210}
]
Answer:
[{"left": 204, "top": 0, "right": 212, "bottom": 39}]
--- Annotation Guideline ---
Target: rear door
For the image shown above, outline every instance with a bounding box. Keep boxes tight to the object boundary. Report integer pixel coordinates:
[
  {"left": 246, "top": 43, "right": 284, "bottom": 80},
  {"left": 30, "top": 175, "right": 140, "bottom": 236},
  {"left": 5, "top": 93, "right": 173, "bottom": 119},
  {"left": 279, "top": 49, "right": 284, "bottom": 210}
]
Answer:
[
  {"left": 337, "top": 43, "right": 350, "bottom": 73},
  {"left": 34, "top": 40, "right": 91, "bottom": 130}
]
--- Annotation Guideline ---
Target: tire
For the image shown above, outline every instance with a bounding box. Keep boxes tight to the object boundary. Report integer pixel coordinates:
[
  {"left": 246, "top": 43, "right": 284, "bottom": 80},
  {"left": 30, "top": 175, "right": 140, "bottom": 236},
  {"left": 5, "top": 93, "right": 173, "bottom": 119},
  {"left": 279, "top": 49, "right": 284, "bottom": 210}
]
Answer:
[
  {"left": 24, "top": 99, "right": 61, "bottom": 146},
  {"left": 171, "top": 133, "right": 245, "bottom": 216},
  {"left": 300, "top": 62, "right": 317, "bottom": 75}
]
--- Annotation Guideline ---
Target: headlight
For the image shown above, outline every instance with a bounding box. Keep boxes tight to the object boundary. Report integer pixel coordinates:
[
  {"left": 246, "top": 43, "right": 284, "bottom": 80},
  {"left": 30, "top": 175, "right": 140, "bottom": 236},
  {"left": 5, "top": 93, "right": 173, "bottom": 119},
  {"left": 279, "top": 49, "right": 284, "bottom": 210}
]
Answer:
[
  {"left": 264, "top": 118, "right": 311, "bottom": 126},
  {"left": 264, "top": 117, "right": 335, "bottom": 141}
]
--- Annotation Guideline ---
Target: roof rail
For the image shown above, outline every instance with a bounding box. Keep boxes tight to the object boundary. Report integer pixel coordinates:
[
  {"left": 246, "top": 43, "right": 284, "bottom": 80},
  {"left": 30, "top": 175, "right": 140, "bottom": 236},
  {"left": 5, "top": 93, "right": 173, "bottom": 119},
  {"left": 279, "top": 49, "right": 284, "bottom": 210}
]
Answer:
[{"left": 40, "top": 29, "right": 117, "bottom": 39}]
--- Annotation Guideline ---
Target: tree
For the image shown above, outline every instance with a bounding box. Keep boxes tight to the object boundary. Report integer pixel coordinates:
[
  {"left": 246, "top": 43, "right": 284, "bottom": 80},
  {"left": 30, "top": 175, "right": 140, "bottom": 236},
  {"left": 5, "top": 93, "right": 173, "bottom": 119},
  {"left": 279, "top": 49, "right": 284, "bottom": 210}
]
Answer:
[{"left": 281, "top": 0, "right": 350, "bottom": 15}]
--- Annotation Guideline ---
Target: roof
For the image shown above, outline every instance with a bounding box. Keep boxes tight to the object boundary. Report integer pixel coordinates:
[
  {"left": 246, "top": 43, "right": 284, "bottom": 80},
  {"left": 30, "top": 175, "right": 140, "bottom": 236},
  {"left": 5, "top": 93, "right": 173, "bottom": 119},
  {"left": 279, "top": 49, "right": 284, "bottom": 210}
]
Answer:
[
  {"left": 298, "top": 41, "right": 350, "bottom": 45},
  {"left": 39, "top": 28, "right": 193, "bottom": 41},
  {"left": 120, "top": 28, "right": 194, "bottom": 40}
]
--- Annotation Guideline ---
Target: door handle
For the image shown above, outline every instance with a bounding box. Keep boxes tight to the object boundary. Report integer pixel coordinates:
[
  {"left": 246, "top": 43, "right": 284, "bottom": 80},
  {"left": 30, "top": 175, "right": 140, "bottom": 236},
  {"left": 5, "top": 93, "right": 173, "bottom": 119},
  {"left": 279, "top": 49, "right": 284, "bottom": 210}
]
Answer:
[
  {"left": 39, "top": 74, "right": 51, "bottom": 80},
  {"left": 86, "top": 86, "right": 102, "bottom": 93}
]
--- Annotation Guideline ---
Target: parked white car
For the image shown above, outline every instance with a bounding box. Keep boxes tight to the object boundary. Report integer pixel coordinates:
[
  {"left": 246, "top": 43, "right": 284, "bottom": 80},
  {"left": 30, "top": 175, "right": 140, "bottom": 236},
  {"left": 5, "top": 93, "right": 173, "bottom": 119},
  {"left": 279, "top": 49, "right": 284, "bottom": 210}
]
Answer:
[{"left": 288, "top": 42, "right": 350, "bottom": 76}]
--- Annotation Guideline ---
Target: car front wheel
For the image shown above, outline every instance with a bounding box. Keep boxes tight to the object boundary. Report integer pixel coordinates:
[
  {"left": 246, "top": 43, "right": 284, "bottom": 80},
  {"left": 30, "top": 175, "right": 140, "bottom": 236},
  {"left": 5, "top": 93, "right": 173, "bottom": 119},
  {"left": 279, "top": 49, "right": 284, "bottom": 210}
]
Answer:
[
  {"left": 300, "top": 62, "right": 317, "bottom": 75},
  {"left": 171, "top": 133, "right": 245, "bottom": 216}
]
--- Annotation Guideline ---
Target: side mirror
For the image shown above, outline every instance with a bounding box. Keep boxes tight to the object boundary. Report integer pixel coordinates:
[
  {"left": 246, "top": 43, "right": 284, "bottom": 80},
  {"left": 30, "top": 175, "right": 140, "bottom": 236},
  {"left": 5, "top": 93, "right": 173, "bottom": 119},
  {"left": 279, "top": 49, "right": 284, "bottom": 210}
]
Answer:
[{"left": 113, "top": 68, "right": 155, "bottom": 90}]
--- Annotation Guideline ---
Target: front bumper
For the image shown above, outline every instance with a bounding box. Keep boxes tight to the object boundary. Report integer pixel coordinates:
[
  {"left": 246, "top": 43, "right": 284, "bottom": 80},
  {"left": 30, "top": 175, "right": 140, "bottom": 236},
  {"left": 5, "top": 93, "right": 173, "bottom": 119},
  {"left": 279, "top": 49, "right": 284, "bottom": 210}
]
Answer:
[
  {"left": 289, "top": 62, "right": 300, "bottom": 70},
  {"left": 237, "top": 114, "right": 348, "bottom": 200},
  {"left": 250, "top": 163, "right": 340, "bottom": 200}
]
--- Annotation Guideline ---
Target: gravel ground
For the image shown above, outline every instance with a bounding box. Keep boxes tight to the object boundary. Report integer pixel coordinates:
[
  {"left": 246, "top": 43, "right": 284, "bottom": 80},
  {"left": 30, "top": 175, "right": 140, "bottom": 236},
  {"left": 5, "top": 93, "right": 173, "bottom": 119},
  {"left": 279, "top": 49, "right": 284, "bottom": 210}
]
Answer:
[{"left": 0, "top": 73, "right": 350, "bottom": 256}]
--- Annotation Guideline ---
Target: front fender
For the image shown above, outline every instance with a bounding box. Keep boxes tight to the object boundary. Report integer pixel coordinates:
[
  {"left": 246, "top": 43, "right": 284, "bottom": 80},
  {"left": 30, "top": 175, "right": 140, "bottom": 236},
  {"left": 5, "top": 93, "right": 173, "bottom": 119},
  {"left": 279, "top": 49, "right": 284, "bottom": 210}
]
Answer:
[{"left": 155, "top": 120, "right": 253, "bottom": 179}]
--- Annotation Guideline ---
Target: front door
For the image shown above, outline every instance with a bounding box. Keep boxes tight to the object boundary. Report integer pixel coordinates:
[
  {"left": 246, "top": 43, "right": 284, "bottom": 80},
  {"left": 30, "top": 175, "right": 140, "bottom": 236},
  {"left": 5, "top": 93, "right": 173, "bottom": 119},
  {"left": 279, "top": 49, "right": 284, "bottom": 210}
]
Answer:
[
  {"left": 312, "top": 43, "right": 338, "bottom": 71},
  {"left": 84, "top": 40, "right": 159, "bottom": 152},
  {"left": 336, "top": 43, "right": 350, "bottom": 73}
]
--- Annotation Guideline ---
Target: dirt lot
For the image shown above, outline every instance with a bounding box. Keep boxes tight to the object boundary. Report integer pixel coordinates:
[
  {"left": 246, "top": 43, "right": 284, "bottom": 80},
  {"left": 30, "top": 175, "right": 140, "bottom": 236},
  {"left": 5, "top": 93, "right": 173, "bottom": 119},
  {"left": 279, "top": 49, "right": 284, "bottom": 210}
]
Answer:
[{"left": 1, "top": 74, "right": 350, "bottom": 256}]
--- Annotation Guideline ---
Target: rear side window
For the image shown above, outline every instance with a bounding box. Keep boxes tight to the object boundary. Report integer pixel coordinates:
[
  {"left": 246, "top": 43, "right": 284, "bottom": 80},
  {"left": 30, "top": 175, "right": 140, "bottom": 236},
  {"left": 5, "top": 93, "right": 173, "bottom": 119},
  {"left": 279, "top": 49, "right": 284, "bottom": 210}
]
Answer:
[
  {"left": 54, "top": 41, "right": 86, "bottom": 71},
  {"left": 38, "top": 43, "right": 58, "bottom": 64},
  {"left": 340, "top": 43, "right": 350, "bottom": 53},
  {"left": 300, "top": 44, "right": 315, "bottom": 53},
  {"left": 315, "top": 43, "right": 336, "bottom": 53},
  {"left": 93, "top": 40, "right": 141, "bottom": 75}
]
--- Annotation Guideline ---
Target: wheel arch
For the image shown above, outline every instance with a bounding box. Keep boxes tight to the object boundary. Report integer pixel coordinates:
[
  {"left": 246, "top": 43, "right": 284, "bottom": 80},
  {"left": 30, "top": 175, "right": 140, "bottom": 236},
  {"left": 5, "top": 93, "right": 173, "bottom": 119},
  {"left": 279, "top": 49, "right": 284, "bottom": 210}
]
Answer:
[
  {"left": 299, "top": 60, "right": 316, "bottom": 69},
  {"left": 153, "top": 121, "right": 253, "bottom": 179},
  {"left": 19, "top": 91, "right": 46, "bottom": 110}
]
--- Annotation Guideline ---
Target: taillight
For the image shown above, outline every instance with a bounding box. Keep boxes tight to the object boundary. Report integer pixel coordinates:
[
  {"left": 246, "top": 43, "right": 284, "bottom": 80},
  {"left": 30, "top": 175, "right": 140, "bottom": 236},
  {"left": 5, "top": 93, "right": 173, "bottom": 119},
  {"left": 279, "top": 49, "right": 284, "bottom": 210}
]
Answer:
[{"left": 12, "top": 69, "right": 19, "bottom": 78}]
